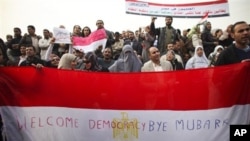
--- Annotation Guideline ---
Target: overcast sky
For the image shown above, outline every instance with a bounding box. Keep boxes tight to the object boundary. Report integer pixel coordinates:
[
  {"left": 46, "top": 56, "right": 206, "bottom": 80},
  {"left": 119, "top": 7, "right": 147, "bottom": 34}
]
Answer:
[{"left": 0, "top": 0, "right": 249, "bottom": 39}]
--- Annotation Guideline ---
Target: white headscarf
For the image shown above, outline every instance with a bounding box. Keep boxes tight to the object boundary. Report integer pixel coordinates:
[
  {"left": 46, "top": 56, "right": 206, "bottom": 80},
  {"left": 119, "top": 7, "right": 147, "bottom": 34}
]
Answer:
[
  {"left": 213, "top": 45, "right": 224, "bottom": 54},
  {"left": 185, "top": 45, "right": 209, "bottom": 69},
  {"left": 58, "top": 53, "right": 77, "bottom": 70},
  {"left": 208, "top": 45, "right": 224, "bottom": 61}
]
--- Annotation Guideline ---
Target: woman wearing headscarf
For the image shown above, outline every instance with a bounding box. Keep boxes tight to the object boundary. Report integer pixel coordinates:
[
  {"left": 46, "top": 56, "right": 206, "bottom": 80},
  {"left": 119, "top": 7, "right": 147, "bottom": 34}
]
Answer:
[
  {"left": 185, "top": 45, "right": 209, "bottom": 69},
  {"left": 165, "top": 50, "right": 184, "bottom": 70},
  {"left": 109, "top": 45, "right": 142, "bottom": 72},
  {"left": 208, "top": 45, "right": 224, "bottom": 66},
  {"left": 186, "top": 24, "right": 202, "bottom": 56},
  {"left": 82, "top": 52, "right": 109, "bottom": 72},
  {"left": 57, "top": 53, "right": 77, "bottom": 70}
]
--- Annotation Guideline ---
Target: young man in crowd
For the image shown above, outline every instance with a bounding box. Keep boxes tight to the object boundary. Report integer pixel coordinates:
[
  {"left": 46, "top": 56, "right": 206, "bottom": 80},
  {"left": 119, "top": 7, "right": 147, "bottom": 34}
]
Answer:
[{"left": 215, "top": 21, "right": 250, "bottom": 66}]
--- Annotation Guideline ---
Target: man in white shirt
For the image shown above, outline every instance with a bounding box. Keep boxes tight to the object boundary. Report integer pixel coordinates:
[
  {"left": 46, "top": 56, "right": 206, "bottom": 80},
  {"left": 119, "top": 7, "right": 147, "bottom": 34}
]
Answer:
[
  {"left": 39, "top": 29, "right": 52, "bottom": 60},
  {"left": 141, "top": 46, "right": 173, "bottom": 72}
]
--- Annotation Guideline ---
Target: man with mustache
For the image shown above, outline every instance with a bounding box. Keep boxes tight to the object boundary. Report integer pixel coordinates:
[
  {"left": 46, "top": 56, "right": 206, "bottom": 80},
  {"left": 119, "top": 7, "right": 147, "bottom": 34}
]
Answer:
[{"left": 215, "top": 21, "right": 250, "bottom": 66}]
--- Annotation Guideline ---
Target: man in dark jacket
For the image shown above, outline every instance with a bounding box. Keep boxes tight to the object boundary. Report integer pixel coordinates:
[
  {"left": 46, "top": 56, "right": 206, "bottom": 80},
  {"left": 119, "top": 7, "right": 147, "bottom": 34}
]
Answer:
[
  {"left": 7, "top": 27, "right": 22, "bottom": 64},
  {"left": 201, "top": 21, "right": 219, "bottom": 57},
  {"left": 19, "top": 25, "right": 41, "bottom": 57},
  {"left": 150, "top": 16, "right": 180, "bottom": 55},
  {"left": 20, "top": 45, "right": 44, "bottom": 68},
  {"left": 215, "top": 21, "right": 250, "bottom": 66},
  {"left": 96, "top": 20, "right": 115, "bottom": 48}
]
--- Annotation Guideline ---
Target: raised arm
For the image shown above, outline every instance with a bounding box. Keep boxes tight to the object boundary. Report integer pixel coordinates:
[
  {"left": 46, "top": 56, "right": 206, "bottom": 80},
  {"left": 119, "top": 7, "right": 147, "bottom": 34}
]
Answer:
[{"left": 150, "top": 17, "right": 160, "bottom": 36}]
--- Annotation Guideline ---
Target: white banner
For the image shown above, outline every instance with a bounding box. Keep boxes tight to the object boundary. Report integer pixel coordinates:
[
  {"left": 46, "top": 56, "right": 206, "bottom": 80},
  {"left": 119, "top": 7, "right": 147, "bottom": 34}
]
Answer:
[
  {"left": 53, "top": 27, "right": 72, "bottom": 44},
  {"left": 1, "top": 105, "right": 250, "bottom": 141},
  {"left": 125, "top": 0, "right": 230, "bottom": 18}
]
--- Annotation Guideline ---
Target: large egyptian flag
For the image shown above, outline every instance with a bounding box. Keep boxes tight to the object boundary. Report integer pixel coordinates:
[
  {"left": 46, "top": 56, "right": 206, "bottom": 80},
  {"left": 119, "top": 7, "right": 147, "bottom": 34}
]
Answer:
[
  {"left": 0, "top": 62, "right": 250, "bottom": 141},
  {"left": 72, "top": 29, "right": 107, "bottom": 53}
]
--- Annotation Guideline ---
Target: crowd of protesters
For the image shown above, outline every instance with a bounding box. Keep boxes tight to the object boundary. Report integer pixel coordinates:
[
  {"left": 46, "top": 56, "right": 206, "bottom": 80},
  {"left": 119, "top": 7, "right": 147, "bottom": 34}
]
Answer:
[
  {"left": 0, "top": 17, "right": 250, "bottom": 72},
  {"left": 0, "top": 17, "right": 250, "bottom": 141}
]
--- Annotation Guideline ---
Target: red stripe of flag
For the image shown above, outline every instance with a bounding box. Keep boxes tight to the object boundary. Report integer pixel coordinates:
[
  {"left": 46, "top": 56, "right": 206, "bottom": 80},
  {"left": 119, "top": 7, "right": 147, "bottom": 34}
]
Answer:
[{"left": 0, "top": 63, "right": 250, "bottom": 110}]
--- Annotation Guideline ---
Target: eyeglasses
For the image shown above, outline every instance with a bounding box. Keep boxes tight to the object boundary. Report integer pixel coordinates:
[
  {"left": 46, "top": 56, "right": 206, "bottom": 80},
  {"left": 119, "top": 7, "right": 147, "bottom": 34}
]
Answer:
[{"left": 96, "top": 23, "right": 103, "bottom": 25}]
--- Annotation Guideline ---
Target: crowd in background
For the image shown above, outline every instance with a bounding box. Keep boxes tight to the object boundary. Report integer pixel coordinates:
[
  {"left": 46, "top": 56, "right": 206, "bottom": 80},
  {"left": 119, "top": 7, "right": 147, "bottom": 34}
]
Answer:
[{"left": 0, "top": 17, "right": 249, "bottom": 72}]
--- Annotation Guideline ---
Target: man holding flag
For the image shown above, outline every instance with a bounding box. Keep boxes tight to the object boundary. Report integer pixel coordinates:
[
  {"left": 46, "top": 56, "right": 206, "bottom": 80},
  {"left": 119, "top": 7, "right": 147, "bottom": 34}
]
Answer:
[
  {"left": 72, "top": 20, "right": 114, "bottom": 54},
  {"left": 96, "top": 20, "right": 115, "bottom": 49}
]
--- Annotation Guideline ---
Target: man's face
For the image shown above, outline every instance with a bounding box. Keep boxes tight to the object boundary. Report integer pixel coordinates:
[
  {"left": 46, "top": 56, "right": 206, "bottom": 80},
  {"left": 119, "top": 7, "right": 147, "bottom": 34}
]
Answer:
[
  {"left": 43, "top": 30, "right": 50, "bottom": 38},
  {"left": 114, "top": 34, "right": 120, "bottom": 40},
  {"left": 96, "top": 20, "right": 104, "bottom": 29},
  {"left": 167, "top": 43, "right": 174, "bottom": 50},
  {"left": 149, "top": 47, "right": 160, "bottom": 62},
  {"left": 135, "top": 30, "right": 139, "bottom": 36},
  {"left": 174, "top": 41, "right": 181, "bottom": 51},
  {"left": 231, "top": 23, "right": 250, "bottom": 46},
  {"left": 14, "top": 29, "right": 21, "bottom": 37},
  {"left": 28, "top": 27, "right": 35, "bottom": 35},
  {"left": 103, "top": 48, "right": 112, "bottom": 59},
  {"left": 51, "top": 56, "right": 60, "bottom": 66},
  {"left": 20, "top": 46, "right": 26, "bottom": 55},
  {"left": 128, "top": 32, "right": 134, "bottom": 40},
  {"left": 165, "top": 17, "right": 172, "bottom": 26},
  {"left": 26, "top": 47, "right": 35, "bottom": 57}
]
